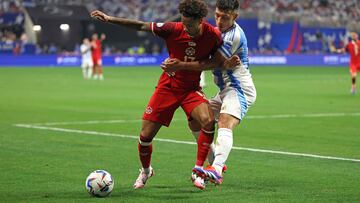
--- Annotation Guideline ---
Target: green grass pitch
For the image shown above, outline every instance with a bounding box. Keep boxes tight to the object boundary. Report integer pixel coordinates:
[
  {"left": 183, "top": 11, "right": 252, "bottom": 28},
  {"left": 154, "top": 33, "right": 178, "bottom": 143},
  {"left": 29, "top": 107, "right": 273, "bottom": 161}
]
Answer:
[{"left": 0, "top": 66, "right": 359, "bottom": 202}]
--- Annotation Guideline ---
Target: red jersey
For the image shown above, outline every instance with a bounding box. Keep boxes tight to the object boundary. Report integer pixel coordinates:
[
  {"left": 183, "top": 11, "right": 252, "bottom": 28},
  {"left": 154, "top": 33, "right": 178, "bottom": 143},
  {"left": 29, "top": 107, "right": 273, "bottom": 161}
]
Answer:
[
  {"left": 151, "top": 22, "right": 222, "bottom": 91},
  {"left": 346, "top": 40, "right": 360, "bottom": 64},
  {"left": 92, "top": 39, "right": 102, "bottom": 58}
]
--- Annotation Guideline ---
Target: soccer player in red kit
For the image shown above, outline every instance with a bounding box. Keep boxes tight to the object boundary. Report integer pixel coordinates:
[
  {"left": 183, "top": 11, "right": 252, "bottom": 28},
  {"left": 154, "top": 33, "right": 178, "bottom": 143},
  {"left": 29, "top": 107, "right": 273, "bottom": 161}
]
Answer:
[
  {"left": 91, "top": 0, "right": 238, "bottom": 190},
  {"left": 338, "top": 32, "right": 360, "bottom": 94},
  {"left": 91, "top": 33, "right": 106, "bottom": 80}
]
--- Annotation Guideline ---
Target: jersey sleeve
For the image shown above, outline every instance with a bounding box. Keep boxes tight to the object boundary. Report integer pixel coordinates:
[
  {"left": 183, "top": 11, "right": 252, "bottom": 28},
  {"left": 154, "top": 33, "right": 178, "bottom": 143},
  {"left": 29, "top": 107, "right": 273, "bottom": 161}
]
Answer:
[{"left": 151, "top": 22, "right": 176, "bottom": 39}]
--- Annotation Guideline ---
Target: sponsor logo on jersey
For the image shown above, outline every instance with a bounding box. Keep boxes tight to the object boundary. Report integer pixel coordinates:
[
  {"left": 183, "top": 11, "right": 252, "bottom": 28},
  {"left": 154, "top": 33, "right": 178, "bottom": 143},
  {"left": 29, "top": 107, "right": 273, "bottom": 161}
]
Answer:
[
  {"left": 188, "top": 42, "right": 196, "bottom": 47},
  {"left": 145, "top": 106, "right": 153, "bottom": 114},
  {"left": 185, "top": 47, "right": 196, "bottom": 56}
]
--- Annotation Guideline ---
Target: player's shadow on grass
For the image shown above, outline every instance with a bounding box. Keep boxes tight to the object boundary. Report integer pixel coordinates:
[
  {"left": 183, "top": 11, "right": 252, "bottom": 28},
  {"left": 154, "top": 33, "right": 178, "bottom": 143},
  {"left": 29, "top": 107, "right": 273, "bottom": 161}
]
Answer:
[{"left": 109, "top": 185, "right": 209, "bottom": 200}]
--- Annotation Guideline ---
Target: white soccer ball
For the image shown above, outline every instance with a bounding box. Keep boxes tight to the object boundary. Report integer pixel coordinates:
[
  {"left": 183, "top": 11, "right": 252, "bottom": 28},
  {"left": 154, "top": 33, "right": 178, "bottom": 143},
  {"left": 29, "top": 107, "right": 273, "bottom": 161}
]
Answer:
[{"left": 85, "top": 170, "right": 114, "bottom": 197}]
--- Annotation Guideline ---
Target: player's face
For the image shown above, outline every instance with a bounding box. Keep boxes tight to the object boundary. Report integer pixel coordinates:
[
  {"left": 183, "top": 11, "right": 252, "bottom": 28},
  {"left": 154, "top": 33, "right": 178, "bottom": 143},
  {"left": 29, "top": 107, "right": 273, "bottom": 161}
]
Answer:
[
  {"left": 215, "top": 8, "right": 238, "bottom": 32},
  {"left": 181, "top": 15, "right": 202, "bottom": 37},
  {"left": 351, "top": 33, "right": 358, "bottom": 41},
  {"left": 92, "top": 34, "right": 98, "bottom": 40}
]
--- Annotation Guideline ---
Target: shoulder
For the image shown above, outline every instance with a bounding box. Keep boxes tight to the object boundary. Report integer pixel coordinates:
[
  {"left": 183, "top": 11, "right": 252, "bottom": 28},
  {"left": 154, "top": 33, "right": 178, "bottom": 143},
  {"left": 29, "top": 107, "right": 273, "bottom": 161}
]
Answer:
[
  {"left": 233, "top": 23, "right": 246, "bottom": 41},
  {"left": 202, "top": 22, "right": 221, "bottom": 38}
]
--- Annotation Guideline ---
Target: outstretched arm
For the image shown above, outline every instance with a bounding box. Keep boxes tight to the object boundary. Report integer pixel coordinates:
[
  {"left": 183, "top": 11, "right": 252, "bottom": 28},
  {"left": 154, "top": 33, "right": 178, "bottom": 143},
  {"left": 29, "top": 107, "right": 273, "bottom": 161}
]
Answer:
[
  {"left": 161, "top": 51, "right": 240, "bottom": 72},
  {"left": 91, "top": 10, "right": 151, "bottom": 32}
]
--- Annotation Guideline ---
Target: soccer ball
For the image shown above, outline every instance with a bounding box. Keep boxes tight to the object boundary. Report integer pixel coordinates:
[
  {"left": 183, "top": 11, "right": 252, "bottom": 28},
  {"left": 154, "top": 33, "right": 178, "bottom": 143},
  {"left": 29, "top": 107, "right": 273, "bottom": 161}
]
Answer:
[{"left": 85, "top": 170, "right": 114, "bottom": 197}]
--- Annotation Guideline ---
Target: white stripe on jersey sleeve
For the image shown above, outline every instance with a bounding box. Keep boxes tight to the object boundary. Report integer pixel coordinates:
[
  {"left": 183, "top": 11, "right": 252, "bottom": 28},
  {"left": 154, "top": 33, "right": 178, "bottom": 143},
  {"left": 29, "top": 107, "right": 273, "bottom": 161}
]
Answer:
[
  {"left": 231, "top": 28, "right": 242, "bottom": 55},
  {"left": 218, "top": 26, "right": 242, "bottom": 58}
]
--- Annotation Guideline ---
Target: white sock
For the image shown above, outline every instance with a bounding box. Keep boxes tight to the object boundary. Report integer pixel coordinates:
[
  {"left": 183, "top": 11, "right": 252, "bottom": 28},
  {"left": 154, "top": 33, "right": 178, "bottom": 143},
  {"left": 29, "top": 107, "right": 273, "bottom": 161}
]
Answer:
[
  {"left": 192, "top": 130, "right": 215, "bottom": 166},
  {"left": 87, "top": 67, "right": 93, "bottom": 79},
  {"left": 82, "top": 68, "right": 87, "bottom": 79},
  {"left": 213, "top": 128, "right": 233, "bottom": 175}
]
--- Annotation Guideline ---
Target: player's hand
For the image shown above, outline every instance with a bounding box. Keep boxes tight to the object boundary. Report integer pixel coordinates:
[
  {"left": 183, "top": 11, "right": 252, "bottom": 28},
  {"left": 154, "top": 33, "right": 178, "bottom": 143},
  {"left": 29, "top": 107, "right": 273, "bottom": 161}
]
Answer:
[
  {"left": 223, "top": 55, "right": 241, "bottom": 69},
  {"left": 161, "top": 58, "right": 180, "bottom": 75},
  {"left": 91, "top": 10, "right": 110, "bottom": 22}
]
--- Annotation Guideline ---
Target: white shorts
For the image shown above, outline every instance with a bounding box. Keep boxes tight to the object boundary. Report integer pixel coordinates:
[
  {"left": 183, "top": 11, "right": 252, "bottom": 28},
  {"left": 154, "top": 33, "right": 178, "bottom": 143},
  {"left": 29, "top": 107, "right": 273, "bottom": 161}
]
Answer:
[
  {"left": 210, "top": 85, "right": 256, "bottom": 121},
  {"left": 82, "top": 59, "right": 93, "bottom": 69}
]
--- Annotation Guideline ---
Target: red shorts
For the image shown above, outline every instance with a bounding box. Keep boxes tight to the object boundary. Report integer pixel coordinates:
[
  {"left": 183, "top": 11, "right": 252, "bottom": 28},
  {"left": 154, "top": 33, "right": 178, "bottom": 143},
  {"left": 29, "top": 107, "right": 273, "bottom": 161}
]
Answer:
[
  {"left": 92, "top": 57, "right": 102, "bottom": 66},
  {"left": 143, "top": 88, "right": 208, "bottom": 127}
]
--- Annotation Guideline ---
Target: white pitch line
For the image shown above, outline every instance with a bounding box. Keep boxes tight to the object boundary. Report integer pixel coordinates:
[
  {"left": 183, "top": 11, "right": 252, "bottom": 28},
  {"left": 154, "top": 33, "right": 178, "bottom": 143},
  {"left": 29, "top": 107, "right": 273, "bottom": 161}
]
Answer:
[
  {"left": 28, "top": 119, "right": 144, "bottom": 126},
  {"left": 14, "top": 124, "right": 360, "bottom": 163},
  {"left": 247, "top": 112, "right": 360, "bottom": 119},
  {"left": 22, "top": 112, "right": 360, "bottom": 126}
]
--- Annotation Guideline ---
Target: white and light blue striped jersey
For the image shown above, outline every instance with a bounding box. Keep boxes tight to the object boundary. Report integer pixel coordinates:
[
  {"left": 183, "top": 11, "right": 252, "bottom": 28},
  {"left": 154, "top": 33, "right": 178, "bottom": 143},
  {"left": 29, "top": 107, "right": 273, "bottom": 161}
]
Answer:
[
  {"left": 211, "top": 22, "right": 256, "bottom": 118},
  {"left": 213, "top": 22, "right": 254, "bottom": 91}
]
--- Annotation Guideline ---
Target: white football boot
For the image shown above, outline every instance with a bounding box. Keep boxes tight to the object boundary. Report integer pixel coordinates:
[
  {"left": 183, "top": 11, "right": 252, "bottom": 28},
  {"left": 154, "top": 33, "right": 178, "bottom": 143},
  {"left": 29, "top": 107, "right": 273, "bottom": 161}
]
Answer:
[
  {"left": 133, "top": 166, "right": 154, "bottom": 189},
  {"left": 191, "top": 171, "right": 206, "bottom": 190}
]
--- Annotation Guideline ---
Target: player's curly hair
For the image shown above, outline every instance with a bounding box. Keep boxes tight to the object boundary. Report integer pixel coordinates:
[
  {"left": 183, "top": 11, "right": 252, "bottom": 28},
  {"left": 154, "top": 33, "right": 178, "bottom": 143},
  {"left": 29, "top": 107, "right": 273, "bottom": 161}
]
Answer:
[
  {"left": 178, "top": 0, "right": 208, "bottom": 19},
  {"left": 216, "top": 0, "right": 239, "bottom": 12}
]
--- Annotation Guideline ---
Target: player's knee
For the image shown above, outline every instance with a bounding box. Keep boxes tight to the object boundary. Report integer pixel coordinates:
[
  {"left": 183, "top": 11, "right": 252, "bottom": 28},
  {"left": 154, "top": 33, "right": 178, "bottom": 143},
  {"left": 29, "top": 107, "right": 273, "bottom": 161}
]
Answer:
[
  {"left": 199, "top": 116, "right": 215, "bottom": 130},
  {"left": 139, "top": 129, "right": 155, "bottom": 143},
  {"left": 217, "top": 120, "right": 233, "bottom": 129},
  {"left": 188, "top": 120, "right": 201, "bottom": 132}
]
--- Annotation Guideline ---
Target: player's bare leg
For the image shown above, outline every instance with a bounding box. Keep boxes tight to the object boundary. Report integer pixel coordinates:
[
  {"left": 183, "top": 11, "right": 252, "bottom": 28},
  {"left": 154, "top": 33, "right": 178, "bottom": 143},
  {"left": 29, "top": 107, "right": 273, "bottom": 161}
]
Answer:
[
  {"left": 134, "top": 120, "right": 162, "bottom": 189},
  {"left": 351, "top": 72, "right": 357, "bottom": 95},
  {"left": 92, "top": 65, "right": 98, "bottom": 80},
  {"left": 98, "top": 63, "right": 104, "bottom": 80}
]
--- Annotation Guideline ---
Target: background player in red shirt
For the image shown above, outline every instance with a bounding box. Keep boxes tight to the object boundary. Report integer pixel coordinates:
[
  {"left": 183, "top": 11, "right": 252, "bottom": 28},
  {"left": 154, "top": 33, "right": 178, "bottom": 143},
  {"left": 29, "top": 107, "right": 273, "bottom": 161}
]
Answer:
[
  {"left": 91, "top": 33, "right": 106, "bottom": 80},
  {"left": 91, "top": 0, "right": 239, "bottom": 190},
  {"left": 337, "top": 32, "right": 360, "bottom": 94}
]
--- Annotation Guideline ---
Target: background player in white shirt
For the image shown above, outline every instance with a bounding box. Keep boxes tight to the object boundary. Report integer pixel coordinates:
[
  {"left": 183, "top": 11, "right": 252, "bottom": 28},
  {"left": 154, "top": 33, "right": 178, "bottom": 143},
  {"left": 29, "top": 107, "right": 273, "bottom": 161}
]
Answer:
[
  {"left": 162, "top": 0, "right": 256, "bottom": 185},
  {"left": 80, "top": 38, "right": 93, "bottom": 79}
]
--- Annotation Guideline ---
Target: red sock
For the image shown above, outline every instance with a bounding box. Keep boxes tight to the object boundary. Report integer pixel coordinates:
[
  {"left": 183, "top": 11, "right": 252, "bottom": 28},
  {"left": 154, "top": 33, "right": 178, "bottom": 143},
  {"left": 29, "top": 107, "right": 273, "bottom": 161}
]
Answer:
[
  {"left": 196, "top": 129, "right": 214, "bottom": 167},
  {"left": 138, "top": 135, "right": 153, "bottom": 169}
]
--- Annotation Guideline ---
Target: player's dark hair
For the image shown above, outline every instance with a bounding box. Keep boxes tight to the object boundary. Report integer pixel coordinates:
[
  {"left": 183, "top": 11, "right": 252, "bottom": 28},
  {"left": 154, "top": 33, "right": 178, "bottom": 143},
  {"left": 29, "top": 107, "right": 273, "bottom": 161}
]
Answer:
[
  {"left": 178, "top": 0, "right": 208, "bottom": 19},
  {"left": 216, "top": 0, "right": 239, "bottom": 12}
]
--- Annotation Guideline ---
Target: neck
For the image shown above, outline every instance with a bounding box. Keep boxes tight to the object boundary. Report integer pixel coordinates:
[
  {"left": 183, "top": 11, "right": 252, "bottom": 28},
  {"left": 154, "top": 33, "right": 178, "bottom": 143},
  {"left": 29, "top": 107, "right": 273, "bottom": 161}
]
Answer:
[
  {"left": 187, "top": 24, "right": 203, "bottom": 38},
  {"left": 222, "top": 23, "right": 235, "bottom": 33}
]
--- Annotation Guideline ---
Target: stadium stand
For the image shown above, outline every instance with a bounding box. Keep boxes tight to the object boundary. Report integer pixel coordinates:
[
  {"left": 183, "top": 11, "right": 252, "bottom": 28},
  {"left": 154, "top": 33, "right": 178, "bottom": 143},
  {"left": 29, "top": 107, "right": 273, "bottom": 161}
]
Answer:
[{"left": 0, "top": 0, "right": 359, "bottom": 55}]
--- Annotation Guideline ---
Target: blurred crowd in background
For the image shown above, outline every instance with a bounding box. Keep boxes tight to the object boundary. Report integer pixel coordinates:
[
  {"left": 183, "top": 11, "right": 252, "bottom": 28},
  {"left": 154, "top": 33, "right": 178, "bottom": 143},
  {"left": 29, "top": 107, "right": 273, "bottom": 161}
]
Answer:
[{"left": 0, "top": 0, "right": 359, "bottom": 55}]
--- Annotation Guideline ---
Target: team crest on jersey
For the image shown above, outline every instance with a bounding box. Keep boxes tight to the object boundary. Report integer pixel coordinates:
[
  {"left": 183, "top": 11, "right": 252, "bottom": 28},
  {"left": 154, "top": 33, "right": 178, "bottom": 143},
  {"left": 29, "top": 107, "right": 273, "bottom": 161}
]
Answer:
[
  {"left": 145, "top": 106, "right": 153, "bottom": 114},
  {"left": 185, "top": 47, "right": 196, "bottom": 56},
  {"left": 188, "top": 42, "right": 196, "bottom": 47},
  {"left": 156, "top": 23, "right": 164, "bottom": 27}
]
